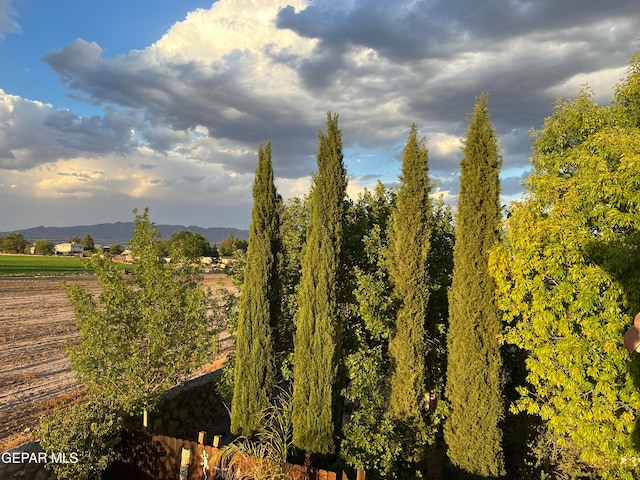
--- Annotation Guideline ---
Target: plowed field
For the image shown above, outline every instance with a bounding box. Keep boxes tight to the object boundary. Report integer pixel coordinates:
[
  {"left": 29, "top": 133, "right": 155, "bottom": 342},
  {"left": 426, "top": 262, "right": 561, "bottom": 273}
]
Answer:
[{"left": 0, "top": 273, "right": 235, "bottom": 451}]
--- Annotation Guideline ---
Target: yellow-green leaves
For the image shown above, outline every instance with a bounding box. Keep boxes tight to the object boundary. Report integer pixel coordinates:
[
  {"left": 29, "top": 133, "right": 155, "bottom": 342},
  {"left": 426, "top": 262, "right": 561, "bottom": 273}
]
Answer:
[{"left": 491, "top": 58, "right": 640, "bottom": 478}]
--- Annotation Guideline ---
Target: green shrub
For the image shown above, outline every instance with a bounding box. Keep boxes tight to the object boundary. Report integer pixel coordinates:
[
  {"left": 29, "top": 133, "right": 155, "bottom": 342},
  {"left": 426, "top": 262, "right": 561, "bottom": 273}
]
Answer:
[{"left": 39, "top": 402, "right": 122, "bottom": 480}]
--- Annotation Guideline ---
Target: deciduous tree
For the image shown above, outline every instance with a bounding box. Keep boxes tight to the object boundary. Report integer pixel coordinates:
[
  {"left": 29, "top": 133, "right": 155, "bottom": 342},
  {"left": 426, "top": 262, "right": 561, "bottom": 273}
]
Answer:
[
  {"left": 34, "top": 238, "right": 55, "bottom": 255},
  {"left": 109, "top": 244, "right": 124, "bottom": 256},
  {"left": 39, "top": 401, "right": 121, "bottom": 480},
  {"left": 169, "top": 230, "right": 213, "bottom": 261},
  {"left": 342, "top": 182, "right": 400, "bottom": 478},
  {"left": 219, "top": 234, "right": 248, "bottom": 256},
  {"left": 490, "top": 53, "right": 640, "bottom": 478},
  {"left": 0, "top": 232, "right": 28, "bottom": 253},
  {"left": 277, "top": 195, "right": 310, "bottom": 374},
  {"left": 81, "top": 234, "right": 95, "bottom": 251},
  {"left": 65, "top": 208, "right": 218, "bottom": 417}
]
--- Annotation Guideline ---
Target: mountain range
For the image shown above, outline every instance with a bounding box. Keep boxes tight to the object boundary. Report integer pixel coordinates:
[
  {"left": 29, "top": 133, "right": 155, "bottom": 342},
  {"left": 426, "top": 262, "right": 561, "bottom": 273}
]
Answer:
[{"left": 0, "top": 222, "right": 249, "bottom": 246}]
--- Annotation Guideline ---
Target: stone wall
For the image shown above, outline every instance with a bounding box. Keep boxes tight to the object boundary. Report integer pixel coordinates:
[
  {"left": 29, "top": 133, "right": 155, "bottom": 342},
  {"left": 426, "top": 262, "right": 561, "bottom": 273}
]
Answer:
[{"left": 134, "top": 370, "right": 231, "bottom": 446}]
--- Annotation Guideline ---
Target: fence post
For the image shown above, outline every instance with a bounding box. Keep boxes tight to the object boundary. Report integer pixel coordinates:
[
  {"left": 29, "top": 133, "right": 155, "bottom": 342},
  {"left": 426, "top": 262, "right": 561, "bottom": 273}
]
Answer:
[
  {"left": 213, "top": 435, "right": 221, "bottom": 448},
  {"left": 356, "top": 469, "right": 366, "bottom": 480},
  {"left": 303, "top": 452, "right": 312, "bottom": 480},
  {"left": 198, "top": 431, "right": 207, "bottom": 444},
  {"left": 179, "top": 448, "right": 190, "bottom": 480}
]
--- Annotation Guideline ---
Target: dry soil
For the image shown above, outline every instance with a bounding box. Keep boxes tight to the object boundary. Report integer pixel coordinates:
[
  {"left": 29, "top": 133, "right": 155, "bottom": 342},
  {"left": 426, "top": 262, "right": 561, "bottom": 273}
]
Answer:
[{"left": 0, "top": 273, "right": 235, "bottom": 451}]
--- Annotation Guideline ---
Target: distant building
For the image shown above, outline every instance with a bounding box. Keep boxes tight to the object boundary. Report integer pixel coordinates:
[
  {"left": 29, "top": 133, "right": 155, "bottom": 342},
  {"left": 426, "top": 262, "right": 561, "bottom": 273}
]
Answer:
[
  {"left": 200, "top": 256, "right": 214, "bottom": 266},
  {"left": 220, "top": 256, "right": 235, "bottom": 269},
  {"left": 54, "top": 243, "right": 86, "bottom": 256}
]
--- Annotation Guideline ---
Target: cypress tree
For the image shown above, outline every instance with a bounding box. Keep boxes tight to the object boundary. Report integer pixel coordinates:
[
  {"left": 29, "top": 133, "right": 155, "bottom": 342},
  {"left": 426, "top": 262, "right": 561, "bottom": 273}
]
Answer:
[
  {"left": 444, "top": 94, "right": 505, "bottom": 477},
  {"left": 292, "top": 113, "right": 347, "bottom": 454},
  {"left": 387, "top": 124, "right": 432, "bottom": 462},
  {"left": 231, "top": 141, "right": 280, "bottom": 436}
]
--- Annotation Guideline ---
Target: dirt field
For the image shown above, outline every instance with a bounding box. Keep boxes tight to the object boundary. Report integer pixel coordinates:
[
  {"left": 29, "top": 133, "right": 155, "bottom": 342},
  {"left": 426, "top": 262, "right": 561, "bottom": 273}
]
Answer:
[{"left": 0, "top": 273, "right": 236, "bottom": 452}]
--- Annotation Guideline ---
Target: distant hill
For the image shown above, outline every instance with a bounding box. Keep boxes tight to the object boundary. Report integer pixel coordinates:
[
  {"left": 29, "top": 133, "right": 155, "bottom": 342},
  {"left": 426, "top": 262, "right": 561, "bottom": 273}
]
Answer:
[{"left": 0, "top": 222, "right": 249, "bottom": 246}]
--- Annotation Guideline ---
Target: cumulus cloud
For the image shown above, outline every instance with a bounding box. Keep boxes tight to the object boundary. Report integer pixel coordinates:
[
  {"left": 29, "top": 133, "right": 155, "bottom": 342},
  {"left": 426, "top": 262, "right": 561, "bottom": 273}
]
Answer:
[
  {"left": 2, "top": 0, "right": 639, "bottom": 229},
  {"left": 37, "top": 0, "right": 640, "bottom": 182},
  {"left": 43, "top": 108, "right": 139, "bottom": 154},
  {"left": 40, "top": 1, "right": 323, "bottom": 178},
  {"left": 0, "top": 146, "right": 257, "bottom": 228},
  {"left": 41, "top": 39, "right": 103, "bottom": 81},
  {"left": 0, "top": 90, "right": 142, "bottom": 169}
]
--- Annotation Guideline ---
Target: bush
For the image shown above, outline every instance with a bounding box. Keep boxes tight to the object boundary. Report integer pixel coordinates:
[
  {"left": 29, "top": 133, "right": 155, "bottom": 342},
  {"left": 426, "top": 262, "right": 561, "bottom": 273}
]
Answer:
[{"left": 39, "top": 401, "right": 122, "bottom": 480}]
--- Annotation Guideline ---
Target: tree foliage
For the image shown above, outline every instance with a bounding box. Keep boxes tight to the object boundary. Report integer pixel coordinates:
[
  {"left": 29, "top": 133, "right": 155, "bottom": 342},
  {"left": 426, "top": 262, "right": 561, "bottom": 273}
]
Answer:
[
  {"left": 34, "top": 238, "right": 55, "bottom": 255},
  {"left": 81, "top": 234, "right": 95, "bottom": 251},
  {"left": 445, "top": 94, "right": 505, "bottom": 477},
  {"left": 386, "top": 124, "right": 434, "bottom": 463},
  {"left": 232, "top": 141, "right": 281, "bottom": 436},
  {"left": 220, "top": 234, "right": 249, "bottom": 256},
  {"left": 425, "top": 197, "right": 454, "bottom": 407},
  {"left": 109, "top": 243, "right": 124, "bottom": 255},
  {"left": 0, "top": 232, "right": 28, "bottom": 253},
  {"left": 277, "top": 195, "right": 310, "bottom": 378},
  {"left": 341, "top": 182, "right": 400, "bottom": 478},
  {"left": 169, "top": 229, "right": 214, "bottom": 260},
  {"left": 292, "top": 113, "right": 347, "bottom": 454},
  {"left": 65, "top": 208, "right": 219, "bottom": 415},
  {"left": 490, "top": 60, "right": 640, "bottom": 478},
  {"left": 39, "top": 401, "right": 122, "bottom": 480},
  {"left": 216, "top": 389, "right": 294, "bottom": 480}
]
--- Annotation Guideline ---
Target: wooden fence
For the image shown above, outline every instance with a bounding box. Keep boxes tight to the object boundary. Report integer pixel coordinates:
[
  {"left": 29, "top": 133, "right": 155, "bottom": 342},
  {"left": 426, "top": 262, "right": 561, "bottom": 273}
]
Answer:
[{"left": 104, "top": 429, "right": 365, "bottom": 480}]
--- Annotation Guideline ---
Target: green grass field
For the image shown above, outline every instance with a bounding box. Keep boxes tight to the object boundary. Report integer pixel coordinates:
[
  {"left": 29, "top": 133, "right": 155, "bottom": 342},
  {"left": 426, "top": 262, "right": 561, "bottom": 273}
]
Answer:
[{"left": 0, "top": 254, "right": 91, "bottom": 275}]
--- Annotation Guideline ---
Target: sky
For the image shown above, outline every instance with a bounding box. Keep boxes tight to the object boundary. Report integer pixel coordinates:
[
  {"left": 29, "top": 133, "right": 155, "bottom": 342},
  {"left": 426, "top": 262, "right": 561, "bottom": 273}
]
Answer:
[{"left": 0, "top": 0, "right": 639, "bottom": 231}]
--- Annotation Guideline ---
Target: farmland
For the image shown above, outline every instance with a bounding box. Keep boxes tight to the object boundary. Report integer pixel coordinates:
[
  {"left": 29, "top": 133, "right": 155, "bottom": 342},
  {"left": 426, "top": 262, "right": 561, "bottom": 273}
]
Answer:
[
  {"left": 0, "top": 272, "right": 235, "bottom": 452},
  {"left": 0, "top": 254, "right": 140, "bottom": 276},
  {"left": 0, "top": 254, "right": 90, "bottom": 275}
]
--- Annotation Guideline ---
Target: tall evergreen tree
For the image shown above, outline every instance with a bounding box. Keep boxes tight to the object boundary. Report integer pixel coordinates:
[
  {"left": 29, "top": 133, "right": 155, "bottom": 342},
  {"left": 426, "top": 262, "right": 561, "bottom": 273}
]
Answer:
[
  {"left": 387, "top": 124, "right": 433, "bottom": 463},
  {"left": 231, "top": 141, "right": 281, "bottom": 436},
  {"left": 292, "top": 113, "right": 347, "bottom": 454},
  {"left": 444, "top": 94, "right": 505, "bottom": 477}
]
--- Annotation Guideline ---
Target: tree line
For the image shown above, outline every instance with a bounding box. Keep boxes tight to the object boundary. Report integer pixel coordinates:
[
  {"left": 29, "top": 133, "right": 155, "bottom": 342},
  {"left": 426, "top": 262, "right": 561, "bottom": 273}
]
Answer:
[
  {"left": 0, "top": 230, "right": 248, "bottom": 258},
  {"left": 227, "top": 49, "right": 640, "bottom": 479}
]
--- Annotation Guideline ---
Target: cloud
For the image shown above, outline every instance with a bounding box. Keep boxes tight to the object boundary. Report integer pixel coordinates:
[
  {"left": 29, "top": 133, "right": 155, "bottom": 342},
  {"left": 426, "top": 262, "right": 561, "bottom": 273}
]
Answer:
[
  {"left": 0, "top": 90, "right": 140, "bottom": 169},
  {"left": 545, "top": 65, "right": 629, "bottom": 102},
  {"left": 0, "top": 146, "right": 257, "bottom": 228},
  {"left": 0, "top": 0, "right": 19, "bottom": 39},
  {"left": 40, "top": 1, "right": 322, "bottom": 178},
  {"left": 43, "top": 107, "right": 139, "bottom": 154},
  {"left": 2, "top": 0, "right": 640, "bottom": 230},
  {"left": 41, "top": 39, "right": 103, "bottom": 81},
  {"left": 37, "top": 0, "right": 640, "bottom": 184},
  {"left": 142, "top": 127, "right": 192, "bottom": 153}
]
